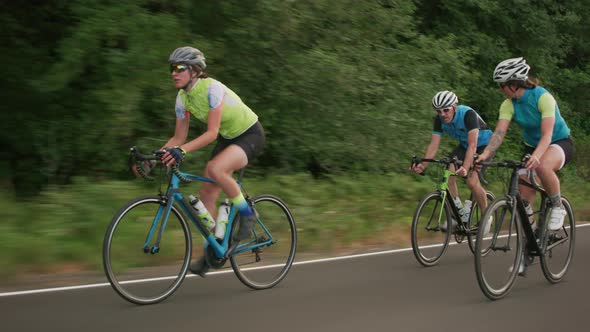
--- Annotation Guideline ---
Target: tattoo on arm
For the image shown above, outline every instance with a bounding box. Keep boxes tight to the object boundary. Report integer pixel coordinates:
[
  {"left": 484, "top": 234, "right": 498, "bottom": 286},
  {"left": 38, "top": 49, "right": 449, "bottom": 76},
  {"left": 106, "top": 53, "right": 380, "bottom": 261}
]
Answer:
[{"left": 486, "top": 130, "right": 506, "bottom": 155}]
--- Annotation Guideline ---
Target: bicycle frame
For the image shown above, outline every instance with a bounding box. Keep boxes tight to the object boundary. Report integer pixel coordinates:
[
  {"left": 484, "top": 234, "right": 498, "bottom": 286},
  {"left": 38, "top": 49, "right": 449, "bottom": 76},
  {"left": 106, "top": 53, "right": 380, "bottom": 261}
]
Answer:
[
  {"left": 143, "top": 167, "right": 273, "bottom": 260},
  {"left": 412, "top": 157, "right": 464, "bottom": 228},
  {"left": 487, "top": 164, "right": 552, "bottom": 256},
  {"left": 437, "top": 168, "right": 464, "bottom": 225}
]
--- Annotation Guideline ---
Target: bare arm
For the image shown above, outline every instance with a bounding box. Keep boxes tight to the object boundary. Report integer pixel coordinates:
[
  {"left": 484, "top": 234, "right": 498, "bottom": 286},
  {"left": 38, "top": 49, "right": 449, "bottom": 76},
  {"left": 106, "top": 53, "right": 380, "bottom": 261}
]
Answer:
[
  {"left": 412, "top": 134, "right": 441, "bottom": 173},
  {"left": 180, "top": 103, "right": 223, "bottom": 153},
  {"left": 462, "top": 129, "right": 479, "bottom": 170},
  {"left": 424, "top": 134, "right": 441, "bottom": 161},
  {"left": 479, "top": 119, "right": 510, "bottom": 161},
  {"left": 162, "top": 117, "right": 190, "bottom": 149}
]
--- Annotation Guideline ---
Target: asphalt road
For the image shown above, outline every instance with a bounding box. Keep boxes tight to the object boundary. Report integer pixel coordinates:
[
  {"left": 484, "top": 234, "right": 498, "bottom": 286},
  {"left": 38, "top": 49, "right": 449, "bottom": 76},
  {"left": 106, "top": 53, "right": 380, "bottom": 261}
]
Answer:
[{"left": 2, "top": 225, "right": 589, "bottom": 332}]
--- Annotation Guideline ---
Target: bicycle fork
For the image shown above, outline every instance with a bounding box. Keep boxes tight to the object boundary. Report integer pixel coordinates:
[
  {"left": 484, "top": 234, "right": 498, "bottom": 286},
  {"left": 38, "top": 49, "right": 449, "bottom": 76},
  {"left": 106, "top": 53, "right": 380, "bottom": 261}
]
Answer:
[
  {"left": 488, "top": 196, "right": 517, "bottom": 253},
  {"left": 143, "top": 196, "right": 171, "bottom": 254}
]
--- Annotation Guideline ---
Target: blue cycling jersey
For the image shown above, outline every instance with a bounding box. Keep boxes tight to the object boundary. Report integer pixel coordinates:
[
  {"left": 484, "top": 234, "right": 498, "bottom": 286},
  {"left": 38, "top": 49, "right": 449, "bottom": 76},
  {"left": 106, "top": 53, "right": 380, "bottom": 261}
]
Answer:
[
  {"left": 433, "top": 105, "right": 492, "bottom": 149},
  {"left": 498, "top": 86, "right": 570, "bottom": 147}
]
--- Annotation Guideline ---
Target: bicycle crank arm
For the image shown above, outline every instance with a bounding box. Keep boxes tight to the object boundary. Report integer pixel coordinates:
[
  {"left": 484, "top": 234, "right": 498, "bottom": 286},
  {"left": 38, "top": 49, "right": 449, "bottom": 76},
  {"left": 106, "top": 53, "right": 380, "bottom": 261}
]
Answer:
[{"left": 492, "top": 245, "right": 512, "bottom": 252}]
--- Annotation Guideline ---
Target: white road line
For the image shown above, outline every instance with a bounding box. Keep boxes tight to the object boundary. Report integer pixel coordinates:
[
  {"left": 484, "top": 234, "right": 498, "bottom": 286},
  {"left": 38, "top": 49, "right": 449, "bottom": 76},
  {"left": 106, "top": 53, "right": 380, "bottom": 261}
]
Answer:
[{"left": 1, "top": 223, "right": 588, "bottom": 298}]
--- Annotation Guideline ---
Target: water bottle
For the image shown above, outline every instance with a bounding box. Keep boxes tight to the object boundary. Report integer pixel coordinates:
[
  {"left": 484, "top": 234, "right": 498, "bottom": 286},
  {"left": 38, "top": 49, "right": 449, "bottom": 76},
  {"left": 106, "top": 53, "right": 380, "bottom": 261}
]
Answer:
[
  {"left": 453, "top": 196, "right": 463, "bottom": 210},
  {"left": 189, "top": 195, "right": 216, "bottom": 231},
  {"left": 215, "top": 199, "right": 230, "bottom": 240},
  {"left": 461, "top": 200, "right": 472, "bottom": 223}
]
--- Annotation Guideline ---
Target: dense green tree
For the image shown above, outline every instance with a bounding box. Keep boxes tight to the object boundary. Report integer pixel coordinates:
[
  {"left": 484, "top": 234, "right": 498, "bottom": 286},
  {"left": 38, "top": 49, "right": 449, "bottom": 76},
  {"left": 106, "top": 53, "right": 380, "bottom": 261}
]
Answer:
[{"left": 1, "top": 0, "right": 588, "bottom": 197}]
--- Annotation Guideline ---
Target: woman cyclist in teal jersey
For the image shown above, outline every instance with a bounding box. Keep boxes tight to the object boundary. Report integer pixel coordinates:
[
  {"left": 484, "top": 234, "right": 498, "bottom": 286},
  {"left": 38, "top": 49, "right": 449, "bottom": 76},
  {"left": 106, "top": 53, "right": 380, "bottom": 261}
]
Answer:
[
  {"left": 159, "top": 46, "right": 265, "bottom": 276},
  {"left": 477, "top": 57, "right": 574, "bottom": 234},
  {"left": 411, "top": 91, "right": 493, "bottom": 232}
]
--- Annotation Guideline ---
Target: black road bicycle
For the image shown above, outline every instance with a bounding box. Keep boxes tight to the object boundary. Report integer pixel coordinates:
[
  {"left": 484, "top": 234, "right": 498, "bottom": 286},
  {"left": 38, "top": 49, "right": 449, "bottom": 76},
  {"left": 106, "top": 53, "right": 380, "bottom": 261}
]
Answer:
[
  {"left": 410, "top": 156, "right": 494, "bottom": 267},
  {"left": 474, "top": 156, "right": 575, "bottom": 300}
]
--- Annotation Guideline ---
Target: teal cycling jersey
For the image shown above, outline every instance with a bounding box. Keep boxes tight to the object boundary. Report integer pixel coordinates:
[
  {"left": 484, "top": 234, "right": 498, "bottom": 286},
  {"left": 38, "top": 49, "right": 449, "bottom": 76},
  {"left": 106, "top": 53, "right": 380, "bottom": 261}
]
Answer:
[
  {"left": 498, "top": 86, "right": 570, "bottom": 147},
  {"left": 433, "top": 105, "right": 492, "bottom": 149}
]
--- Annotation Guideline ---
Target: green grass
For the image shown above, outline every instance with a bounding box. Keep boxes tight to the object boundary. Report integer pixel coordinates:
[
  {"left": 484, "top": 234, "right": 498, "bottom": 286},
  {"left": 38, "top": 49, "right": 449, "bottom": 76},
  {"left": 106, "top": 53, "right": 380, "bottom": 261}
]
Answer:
[{"left": 0, "top": 168, "right": 588, "bottom": 280}]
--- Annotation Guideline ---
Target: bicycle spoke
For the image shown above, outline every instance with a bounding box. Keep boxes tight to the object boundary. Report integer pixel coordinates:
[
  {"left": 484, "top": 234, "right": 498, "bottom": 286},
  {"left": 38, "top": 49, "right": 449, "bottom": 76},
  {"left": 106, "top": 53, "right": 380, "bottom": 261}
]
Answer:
[
  {"left": 467, "top": 191, "right": 495, "bottom": 254},
  {"left": 230, "top": 195, "right": 297, "bottom": 289},
  {"left": 411, "top": 192, "right": 451, "bottom": 267},
  {"left": 540, "top": 197, "right": 576, "bottom": 283},
  {"left": 475, "top": 197, "right": 521, "bottom": 300},
  {"left": 103, "top": 196, "right": 191, "bottom": 305}
]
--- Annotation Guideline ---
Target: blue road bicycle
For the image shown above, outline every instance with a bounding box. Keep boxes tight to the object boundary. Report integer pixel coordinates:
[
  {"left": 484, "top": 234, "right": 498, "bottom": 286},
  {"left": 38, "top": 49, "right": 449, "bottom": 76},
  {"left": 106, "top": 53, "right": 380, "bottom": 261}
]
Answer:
[{"left": 102, "top": 147, "right": 297, "bottom": 305}]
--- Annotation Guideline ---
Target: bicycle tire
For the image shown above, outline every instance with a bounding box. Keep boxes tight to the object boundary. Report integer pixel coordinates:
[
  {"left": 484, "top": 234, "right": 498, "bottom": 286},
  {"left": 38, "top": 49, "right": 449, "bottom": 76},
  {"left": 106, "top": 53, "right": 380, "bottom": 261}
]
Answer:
[
  {"left": 411, "top": 191, "right": 452, "bottom": 267},
  {"left": 540, "top": 196, "right": 576, "bottom": 283},
  {"left": 474, "top": 197, "right": 522, "bottom": 300},
  {"left": 467, "top": 191, "right": 496, "bottom": 254},
  {"left": 230, "top": 195, "right": 297, "bottom": 289},
  {"left": 103, "top": 195, "right": 192, "bottom": 305}
]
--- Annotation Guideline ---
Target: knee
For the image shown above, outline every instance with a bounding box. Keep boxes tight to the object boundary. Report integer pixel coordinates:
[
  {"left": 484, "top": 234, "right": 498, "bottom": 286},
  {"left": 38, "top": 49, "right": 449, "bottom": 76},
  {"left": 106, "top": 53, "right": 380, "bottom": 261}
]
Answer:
[
  {"left": 535, "top": 163, "right": 553, "bottom": 176},
  {"left": 206, "top": 161, "right": 222, "bottom": 180},
  {"left": 448, "top": 176, "right": 456, "bottom": 185},
  {"left": 466, "top": 178, "right": 478, "bottom": 191}
]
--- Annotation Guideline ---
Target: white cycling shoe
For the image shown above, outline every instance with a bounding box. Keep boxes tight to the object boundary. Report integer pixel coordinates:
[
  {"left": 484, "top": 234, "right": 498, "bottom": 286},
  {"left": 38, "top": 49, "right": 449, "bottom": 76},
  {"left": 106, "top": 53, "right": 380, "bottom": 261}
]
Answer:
[
  {"left": 548, "top": 206, "right": 566, "bottom": 231},
  {"left": 440, "top": 219, "right": 457, "bottom": 232}
]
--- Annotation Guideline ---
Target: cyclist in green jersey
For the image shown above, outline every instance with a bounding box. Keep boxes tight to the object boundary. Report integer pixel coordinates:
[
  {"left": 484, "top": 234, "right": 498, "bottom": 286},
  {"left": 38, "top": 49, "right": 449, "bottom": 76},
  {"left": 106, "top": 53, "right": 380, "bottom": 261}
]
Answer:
[
  {"left": 160, "top": 46, "right": 266, "bottom": 276},
  {"left": 477, "top": 57, "right": 574, "bottom": 233}
]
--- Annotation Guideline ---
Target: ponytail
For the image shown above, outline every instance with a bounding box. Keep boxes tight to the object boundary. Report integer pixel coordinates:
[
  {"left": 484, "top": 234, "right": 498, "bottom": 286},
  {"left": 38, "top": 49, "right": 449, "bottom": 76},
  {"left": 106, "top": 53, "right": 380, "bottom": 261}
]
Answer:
[{"left": 524, "top": 76, "right": 539, "bottom": 89}]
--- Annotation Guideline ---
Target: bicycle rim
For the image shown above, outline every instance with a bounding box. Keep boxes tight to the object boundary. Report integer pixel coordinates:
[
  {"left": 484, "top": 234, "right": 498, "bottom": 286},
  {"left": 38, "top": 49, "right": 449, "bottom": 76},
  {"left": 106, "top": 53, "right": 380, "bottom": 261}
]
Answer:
[
  {"left": 467, "top": 191, "right": 496, "bottom": 254},
  {"left": 411, "top": 192, "right": 451, "bottom": 267},
  {"left": 103, "top": 196, "right": 191, "bottom": 304},
  {"left": 540, "top": 197, "right": 575, "bottom": 283},
  {"left": 474, "top": 197, "right": 522, "bottom": 300},
  {"left": 230, "top": 195, "right": 297, "bottom": 289}
]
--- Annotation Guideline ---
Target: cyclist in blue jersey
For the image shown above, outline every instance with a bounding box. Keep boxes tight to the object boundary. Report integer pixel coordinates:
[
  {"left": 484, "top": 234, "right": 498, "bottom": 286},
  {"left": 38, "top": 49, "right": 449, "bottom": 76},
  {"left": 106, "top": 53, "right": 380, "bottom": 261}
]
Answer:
[
  {"left": 411, "top": 91, "right": 493, "bottom": 232},
  {"left": 155, "top": 46, "right": 265, "bottom": 276},
  {"left": 477, "top": 57, "right": 573, "bottom": 237}
]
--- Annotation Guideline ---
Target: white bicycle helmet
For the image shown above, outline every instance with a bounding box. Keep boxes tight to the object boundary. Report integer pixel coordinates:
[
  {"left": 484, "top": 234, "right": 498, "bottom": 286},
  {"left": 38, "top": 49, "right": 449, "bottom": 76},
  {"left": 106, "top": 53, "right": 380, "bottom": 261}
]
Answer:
[
  {"left": 432, "top": 91, "right": 458, "bottom": 109},
  {"left": 493, "top": 57, "right": 529, "bottom": 82}
]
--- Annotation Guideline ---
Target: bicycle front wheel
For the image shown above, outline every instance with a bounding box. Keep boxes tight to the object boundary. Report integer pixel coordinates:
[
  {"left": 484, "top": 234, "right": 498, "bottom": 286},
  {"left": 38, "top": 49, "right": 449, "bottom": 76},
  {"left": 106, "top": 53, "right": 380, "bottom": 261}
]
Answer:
[
  {"left": 230, "top": 195, "right": 297, "bottom": 289},
  {"left": 103, "top": 195, "right": 192, "bottom": 305},
  {"left": 474, "top": 197, "right": 522, "bottom": 300},
  {"left": 467, "top": 191, "right": 496, "bottom": 254},
  {"left": 411, "top": 191, "right": 452, "bottom": 267},
  {"left": 540, "top": 196, "right": 576, "bottom": 283}
]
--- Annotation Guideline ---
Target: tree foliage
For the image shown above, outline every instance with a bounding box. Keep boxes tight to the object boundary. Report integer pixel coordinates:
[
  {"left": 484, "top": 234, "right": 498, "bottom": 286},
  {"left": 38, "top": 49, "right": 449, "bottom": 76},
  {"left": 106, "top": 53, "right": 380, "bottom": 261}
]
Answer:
[{"left": 1, "top": 0, "right": 588, "bottom": 197}]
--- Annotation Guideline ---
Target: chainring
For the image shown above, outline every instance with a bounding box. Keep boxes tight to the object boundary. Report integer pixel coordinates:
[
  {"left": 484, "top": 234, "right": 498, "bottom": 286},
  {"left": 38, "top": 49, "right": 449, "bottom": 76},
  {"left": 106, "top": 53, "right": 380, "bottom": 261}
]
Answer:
[{"left": 204, "top": 242, "right": 227, "bottom": 269}]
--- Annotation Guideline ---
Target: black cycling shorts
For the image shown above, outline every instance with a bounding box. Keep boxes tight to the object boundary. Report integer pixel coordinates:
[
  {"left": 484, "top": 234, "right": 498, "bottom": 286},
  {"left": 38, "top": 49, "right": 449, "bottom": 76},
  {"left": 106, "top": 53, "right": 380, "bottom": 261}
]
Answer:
[
  {"left": 449, "top": 144, "right": 487, "bottom": 162},
  {"left": 523, "top": 136, "right": 574, "bottom": 169},
  {"left": 211, "top": 121, "right": 265, "bottom": 163}
]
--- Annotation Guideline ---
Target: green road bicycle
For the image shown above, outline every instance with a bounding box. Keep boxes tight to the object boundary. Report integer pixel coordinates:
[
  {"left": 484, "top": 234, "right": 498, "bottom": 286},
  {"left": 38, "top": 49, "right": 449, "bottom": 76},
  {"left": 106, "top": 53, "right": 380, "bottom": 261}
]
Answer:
[
  {"left": 102, "top": 147, "right": 297, "bottom": 305},
  {"left": 410, "top": 156, "right": 494, "bottom": 267},
  {"left": 474, "top": 157, "right": 575, "bottom": 300}
]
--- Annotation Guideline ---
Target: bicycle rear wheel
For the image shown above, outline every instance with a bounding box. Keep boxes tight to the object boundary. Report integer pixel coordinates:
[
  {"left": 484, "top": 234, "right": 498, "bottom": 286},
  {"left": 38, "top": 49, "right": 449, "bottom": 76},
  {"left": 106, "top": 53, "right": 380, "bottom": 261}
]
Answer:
[
  {"left": 474, "top": 197, "right": 522, "bottom": 300},
  {"left": 540, "top": 197, "right": 575, "bottom": 283},
  {"left": 467, "top": 191, "right": 496, "bottom": 254},
  {"left": 103, "top": 195, "right": 192, "bottom": 305},
  {"left": 411, "top": 191, "right": 452, "bottom": 267},
  {"left": 230, "top": 195, "right": 297, "bottom": 289}
]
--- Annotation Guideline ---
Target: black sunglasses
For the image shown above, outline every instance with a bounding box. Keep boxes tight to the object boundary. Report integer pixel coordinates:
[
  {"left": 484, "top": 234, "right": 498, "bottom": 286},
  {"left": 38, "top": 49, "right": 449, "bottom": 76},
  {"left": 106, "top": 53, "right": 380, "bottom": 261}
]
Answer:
[
  {"left": 170, "top": 64, "right": 189, "bottom": 73},
  {"left": 435, "top": 107, "right": 453, "bottom": 115}
]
